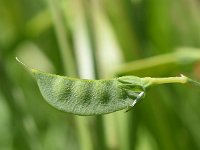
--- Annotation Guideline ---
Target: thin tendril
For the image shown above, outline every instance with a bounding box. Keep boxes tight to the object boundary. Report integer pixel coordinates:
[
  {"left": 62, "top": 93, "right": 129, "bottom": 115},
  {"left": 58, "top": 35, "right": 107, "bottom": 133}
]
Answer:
[{"left": 187, "top": 78, "right": 200, "bottom": 87}]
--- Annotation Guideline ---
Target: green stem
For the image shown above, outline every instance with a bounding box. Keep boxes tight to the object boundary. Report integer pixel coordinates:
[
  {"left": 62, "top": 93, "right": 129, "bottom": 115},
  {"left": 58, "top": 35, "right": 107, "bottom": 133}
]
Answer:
[
  {"left": 187, "top": 78, "right": 200, "bottom": 87},
  {"left": 147, "top": 75, "right": 188, "bottom": 85}
]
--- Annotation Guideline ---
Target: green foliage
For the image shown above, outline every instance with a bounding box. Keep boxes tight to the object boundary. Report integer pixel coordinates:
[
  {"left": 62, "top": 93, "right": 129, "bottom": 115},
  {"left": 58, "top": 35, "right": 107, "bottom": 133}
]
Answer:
[{"left": 1, "top": 0, "right": 200, "bottom": 150}]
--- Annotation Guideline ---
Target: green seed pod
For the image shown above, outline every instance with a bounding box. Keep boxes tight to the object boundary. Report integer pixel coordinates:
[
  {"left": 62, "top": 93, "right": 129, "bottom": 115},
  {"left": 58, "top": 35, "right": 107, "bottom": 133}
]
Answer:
[
  {"left": 31, "top": 69, "right": 147, "bottom": 115},
  {"left": 17, "top": 58, "right": 192, "bottom": 116}
]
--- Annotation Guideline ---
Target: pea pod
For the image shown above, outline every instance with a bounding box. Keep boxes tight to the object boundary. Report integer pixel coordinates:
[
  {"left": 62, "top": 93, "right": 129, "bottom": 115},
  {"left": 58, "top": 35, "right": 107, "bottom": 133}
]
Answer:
[
  {"left": 17, "top": 58, "right": 196, "bottom": 115},
  {"left": 30, "top": 69, "right": 148, "bottom": 115}
]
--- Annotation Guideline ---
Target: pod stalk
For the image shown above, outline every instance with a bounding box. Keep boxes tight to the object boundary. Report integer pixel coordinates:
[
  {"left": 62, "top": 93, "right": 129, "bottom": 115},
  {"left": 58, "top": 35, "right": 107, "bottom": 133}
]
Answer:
[{"left": 144, "top": 74, "right": 188, "bottom": 85}]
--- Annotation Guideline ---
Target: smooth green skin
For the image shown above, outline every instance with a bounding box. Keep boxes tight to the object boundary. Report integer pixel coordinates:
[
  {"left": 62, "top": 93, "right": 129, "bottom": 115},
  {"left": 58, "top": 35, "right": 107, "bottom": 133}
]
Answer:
[{"left": 31, "top": 69, "right": 151, "bottom": 115}]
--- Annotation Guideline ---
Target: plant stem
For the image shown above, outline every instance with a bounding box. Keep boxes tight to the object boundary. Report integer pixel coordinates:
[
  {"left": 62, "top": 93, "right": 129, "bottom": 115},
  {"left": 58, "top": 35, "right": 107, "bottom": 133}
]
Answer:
[
  {"left": 144, "top": 75, "right": 188, "bottom": 85},
  {"left": 187, "top": 78, "right": 200, "bottom": 87}
]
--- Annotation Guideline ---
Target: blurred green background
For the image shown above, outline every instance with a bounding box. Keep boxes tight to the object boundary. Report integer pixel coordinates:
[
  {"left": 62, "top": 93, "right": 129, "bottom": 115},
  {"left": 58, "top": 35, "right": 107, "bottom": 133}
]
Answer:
[{"left": 1, "top": 0, "right": 200, "bottom": 150}]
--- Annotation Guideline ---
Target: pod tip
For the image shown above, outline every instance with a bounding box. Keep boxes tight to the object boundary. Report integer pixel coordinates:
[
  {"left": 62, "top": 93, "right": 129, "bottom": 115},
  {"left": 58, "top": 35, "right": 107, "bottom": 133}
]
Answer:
[
  {"left": 16, "top": 57, "right": 32, "bottom": 72},
  {"left": 16, "top": 57, "right": 26, "bottom": 67}
]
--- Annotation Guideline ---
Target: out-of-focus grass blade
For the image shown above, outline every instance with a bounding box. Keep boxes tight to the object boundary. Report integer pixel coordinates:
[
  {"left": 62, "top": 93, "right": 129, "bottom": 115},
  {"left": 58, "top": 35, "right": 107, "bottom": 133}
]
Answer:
[{"left": 116, "top": 48, "right": 200, "bottom": 77}]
